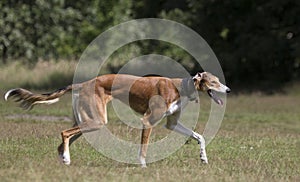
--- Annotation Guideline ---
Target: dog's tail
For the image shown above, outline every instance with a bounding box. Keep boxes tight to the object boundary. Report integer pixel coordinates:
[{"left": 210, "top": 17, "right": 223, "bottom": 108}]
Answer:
[{"left": 4, "top": 85, "right": 76, "bottom": 110}]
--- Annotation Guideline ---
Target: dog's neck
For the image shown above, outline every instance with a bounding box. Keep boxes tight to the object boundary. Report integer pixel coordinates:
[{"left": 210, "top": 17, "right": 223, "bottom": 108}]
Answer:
[{"left": 181, "top": 77, "right": 197, "bottom": 101}]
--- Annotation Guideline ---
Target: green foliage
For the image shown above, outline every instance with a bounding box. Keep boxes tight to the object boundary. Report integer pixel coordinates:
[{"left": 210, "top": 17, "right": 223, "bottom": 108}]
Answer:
[
  {"left": 0, "top": 0, "right": 132, "bottom": 64},
  {"left": 132, "top": 0, "right": 300, "bottom": 90},
  {"left": 0, "top": 0, "right": 299, "bottom": 91},
  {"left": 161, "top": 0, "right": 300, "bottom": 90}
]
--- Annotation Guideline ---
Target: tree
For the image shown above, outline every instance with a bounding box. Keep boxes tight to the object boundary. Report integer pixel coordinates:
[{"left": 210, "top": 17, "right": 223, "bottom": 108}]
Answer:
[
  {"left": 0, "top": 0, "right": 132, "bottom": 64},
  {"left": 160, "top": 0, "right": 300, "bottom": 90}
]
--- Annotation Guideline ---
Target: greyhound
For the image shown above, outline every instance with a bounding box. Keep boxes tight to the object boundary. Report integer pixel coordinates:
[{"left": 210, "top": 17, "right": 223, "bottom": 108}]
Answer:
[{"left": 4, "top": 72, "right": 230, "bottom": 167}]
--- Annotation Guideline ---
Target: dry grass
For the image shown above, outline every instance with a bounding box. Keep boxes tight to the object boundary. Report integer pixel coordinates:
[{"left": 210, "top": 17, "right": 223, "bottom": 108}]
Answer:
[
  {"left": 0, "top": 60, "right": 76, "bottom": 90},
  {"left": 0, "top": 62, "right": 299, "bottom": 181}
]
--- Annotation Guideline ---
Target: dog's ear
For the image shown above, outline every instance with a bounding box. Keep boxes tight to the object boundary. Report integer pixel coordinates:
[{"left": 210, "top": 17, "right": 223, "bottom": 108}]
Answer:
[
  {"left": 193, "top": 72, "right": 202, "bottom": 81},
  {"left": 195, "top": 72, "right": 206, "bottom": 78},
  {"left": 200, "top": 72, "right": 209, "bottom": 79}
]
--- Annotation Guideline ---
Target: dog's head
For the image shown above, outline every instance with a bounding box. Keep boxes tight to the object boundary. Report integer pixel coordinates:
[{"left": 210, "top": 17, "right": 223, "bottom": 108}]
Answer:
[{"left": 193, "top": 72, "right": 230, "bottom": 106}]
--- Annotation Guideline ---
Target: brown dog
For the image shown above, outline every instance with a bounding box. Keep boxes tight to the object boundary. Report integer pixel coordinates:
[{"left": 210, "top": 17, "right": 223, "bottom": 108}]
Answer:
[{"left": 4, "top": 72, "right": 230, "bottom": 167}]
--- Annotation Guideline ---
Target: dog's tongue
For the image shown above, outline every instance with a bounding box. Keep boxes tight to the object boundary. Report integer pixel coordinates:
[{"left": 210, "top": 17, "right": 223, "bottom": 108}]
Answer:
[{"left": 207, "top": 90, "right": 223, "bottom": 106}]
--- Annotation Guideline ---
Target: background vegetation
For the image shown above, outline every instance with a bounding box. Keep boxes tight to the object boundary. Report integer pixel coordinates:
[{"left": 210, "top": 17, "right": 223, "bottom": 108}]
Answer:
[
  {"left": 0, "top": 67, "right": 299, "bottom": 180},
  {"left": 0, "top": 1, "right": 299, "bottom": 181},
  {"left": 1, "top": 0, "right": 299, "bottom": 91}
]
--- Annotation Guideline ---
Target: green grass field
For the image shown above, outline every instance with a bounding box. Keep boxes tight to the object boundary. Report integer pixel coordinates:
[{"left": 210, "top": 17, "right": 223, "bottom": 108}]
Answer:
[{"left": 0, "top": 62, "right": 299, "bottom": 181}]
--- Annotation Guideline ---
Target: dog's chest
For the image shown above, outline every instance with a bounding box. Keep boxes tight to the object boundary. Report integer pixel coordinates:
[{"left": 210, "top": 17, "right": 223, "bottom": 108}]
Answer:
[{"left": 165, "top": 97, "right": 189, "bottom": 116}]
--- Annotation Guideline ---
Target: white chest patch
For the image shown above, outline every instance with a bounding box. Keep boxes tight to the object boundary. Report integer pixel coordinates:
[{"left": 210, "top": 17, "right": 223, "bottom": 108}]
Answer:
[
  {"left": 167, "top": 101, "right": 180, "bottom": 115},
  {"left": 165, "top": 97, "right": 189, "bottom": 116}
]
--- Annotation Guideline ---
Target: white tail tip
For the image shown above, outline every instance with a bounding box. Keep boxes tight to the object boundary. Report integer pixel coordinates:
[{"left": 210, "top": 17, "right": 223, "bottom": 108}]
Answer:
[
  {"left": 34, "top": 98, "right": 60, "bottom": 105},
  {"left": 4, "top": 89, "right": 18, "bottom": 101}
]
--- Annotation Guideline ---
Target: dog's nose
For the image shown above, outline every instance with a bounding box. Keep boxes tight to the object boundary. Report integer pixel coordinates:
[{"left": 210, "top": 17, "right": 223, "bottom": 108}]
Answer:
[{"left": 226, "top": 88, "right": 231, "bottom": 93}]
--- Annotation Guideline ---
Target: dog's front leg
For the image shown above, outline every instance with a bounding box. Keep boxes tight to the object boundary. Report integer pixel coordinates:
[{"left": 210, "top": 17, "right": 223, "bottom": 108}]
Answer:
[
  {"left": 166, "top": 113, "right": 208, "bottom": 163},
  {"left": 139, "top": 127, "right": 153, "bottom": 168},
  {"left": 191, "top": 130, "right": 208, "bottom": 164}
]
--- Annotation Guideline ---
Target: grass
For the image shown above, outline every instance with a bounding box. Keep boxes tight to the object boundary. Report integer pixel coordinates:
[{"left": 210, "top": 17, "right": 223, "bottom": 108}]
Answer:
[
  {"left": 0, "top": 61, "right": 299, "bottom": 181},
  {"left": 0, "top": 60, "right": 76, "bottom": 90}
]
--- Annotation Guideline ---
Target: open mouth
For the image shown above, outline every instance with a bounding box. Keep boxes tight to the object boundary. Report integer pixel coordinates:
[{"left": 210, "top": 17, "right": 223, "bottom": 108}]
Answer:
[{"left": 207, "top": 89, "right": 223, "bottom": 106}]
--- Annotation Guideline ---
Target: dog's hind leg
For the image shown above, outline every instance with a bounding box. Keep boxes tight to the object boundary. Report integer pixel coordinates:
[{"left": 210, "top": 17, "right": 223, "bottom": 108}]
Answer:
[
  {"left": 58, "top": 126, "right": 82, "bottom": 165},
  {"left": 165, "top": 112, "right": 208, "bottom": 164},
  {"left": 58, "top": 121, "right": 104, "bottom": 165},
  {"left": 58, "top": 88, "right": 111, "bottom": 165},
  {"left": 58, "top": 101, "right": 106, "bottom": 165}
]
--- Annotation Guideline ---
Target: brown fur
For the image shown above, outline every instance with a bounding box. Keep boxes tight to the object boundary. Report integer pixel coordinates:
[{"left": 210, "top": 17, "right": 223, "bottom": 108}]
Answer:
[{"left": 4, "top": 72, "right": 230, "bottom": 166}]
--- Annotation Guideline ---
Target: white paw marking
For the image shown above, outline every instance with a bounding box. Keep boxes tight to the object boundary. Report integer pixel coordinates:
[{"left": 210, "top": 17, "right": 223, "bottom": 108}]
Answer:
[
  {"left": 139, "top": 156, "right": 147, "bottom": 168},
  {"left": 200, "top": 154, "right": 208, "bottom": 164},
  {"left": 59, "top": 151, "right": 71, "bottom": 165}
]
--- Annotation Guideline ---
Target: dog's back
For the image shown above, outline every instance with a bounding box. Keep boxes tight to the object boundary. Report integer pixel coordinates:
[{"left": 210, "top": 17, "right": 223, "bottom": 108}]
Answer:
[{"left": 94, "top": 74, "right": 180, "bottom": 114}]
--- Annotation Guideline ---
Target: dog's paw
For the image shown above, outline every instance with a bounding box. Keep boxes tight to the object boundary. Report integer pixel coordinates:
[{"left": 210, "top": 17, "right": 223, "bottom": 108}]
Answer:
[
  {"left": 200, "top": 157, "right": 208, "bottom": 164},
  {"left": 59, "top": 153, "right": 71, "bottom": 165},
  {"left": 139, "top": 156, "right": 147, "bottom": 168}
]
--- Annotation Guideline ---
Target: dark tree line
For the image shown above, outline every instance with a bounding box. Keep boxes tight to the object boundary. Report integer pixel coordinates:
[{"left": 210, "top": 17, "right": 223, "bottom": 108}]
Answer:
[{"left": 1, "top": 0, "right": 299, "bottom": 91}]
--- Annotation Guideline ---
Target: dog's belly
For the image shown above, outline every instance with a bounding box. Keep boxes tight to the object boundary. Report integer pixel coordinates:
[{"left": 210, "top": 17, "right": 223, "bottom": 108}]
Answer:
[
  {"left": 111, "top": 91, "right": 151, "bottom": 114},
  {"left": 128, "top": 96, "right": 149, "bottom": 114}
]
